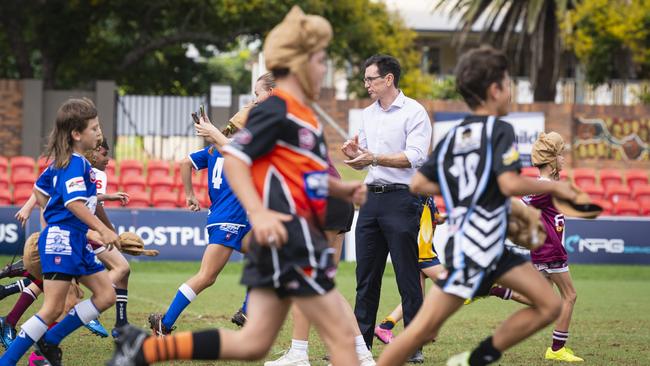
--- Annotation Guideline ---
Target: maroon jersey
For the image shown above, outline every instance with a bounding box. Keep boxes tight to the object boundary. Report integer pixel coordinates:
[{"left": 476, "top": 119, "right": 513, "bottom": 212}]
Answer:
[{"left": 522, "top": 178, "right": 567, "bottom": 264}]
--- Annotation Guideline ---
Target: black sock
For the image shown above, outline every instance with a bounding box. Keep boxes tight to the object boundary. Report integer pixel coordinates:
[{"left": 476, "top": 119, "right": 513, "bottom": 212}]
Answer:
[
  {"left": 192, "top": 329, "right": 221, "bottom": 360},
  {"left": 469, "top": 336, "right": 502, "bottom": 366},
  {"left": 115, "top": 288, "right": 128, "bottom": 327},
  {"left": 0, "top": 278, "right": 31, "bottom": 299}
]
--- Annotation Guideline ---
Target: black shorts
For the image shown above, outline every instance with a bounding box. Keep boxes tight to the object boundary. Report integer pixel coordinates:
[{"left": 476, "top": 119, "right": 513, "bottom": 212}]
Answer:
[
  {"left": 436, "top": 247, "right": 528, "bottom": 299},
  {"left": 241, "top": 215, "right": 336, "bottom": 298},
  {"left": 324, "top": 197, "right": 355, "bottom": 233}
]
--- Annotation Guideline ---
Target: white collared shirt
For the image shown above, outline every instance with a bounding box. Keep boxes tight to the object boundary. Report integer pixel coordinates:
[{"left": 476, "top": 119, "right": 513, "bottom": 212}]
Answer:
[{"left": 357, "top": 91, "right": 432, "bottom": 185}]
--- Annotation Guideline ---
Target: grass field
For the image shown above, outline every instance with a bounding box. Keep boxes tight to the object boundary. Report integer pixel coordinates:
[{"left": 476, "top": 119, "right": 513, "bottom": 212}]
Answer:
[{"left": 1, "top": 258, "right": 649, "bottom": 365}]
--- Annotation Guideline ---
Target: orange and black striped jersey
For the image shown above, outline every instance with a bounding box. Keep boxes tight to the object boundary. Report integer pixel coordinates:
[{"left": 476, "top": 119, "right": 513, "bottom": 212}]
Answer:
[{"left": 223, "top": 88, "right": 329, "bottom": 228}]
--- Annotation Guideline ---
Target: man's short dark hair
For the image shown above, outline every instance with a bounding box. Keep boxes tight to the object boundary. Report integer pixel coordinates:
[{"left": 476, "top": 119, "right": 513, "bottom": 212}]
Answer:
[
  {"left": 364, "top": 55, "right": 401, "bottom": 88},
  {"left": 99, "top": 138, "right": 109, "bottom": 151},
  {"left": 454, "top": 46, "right": 509, "bottom": 109}
]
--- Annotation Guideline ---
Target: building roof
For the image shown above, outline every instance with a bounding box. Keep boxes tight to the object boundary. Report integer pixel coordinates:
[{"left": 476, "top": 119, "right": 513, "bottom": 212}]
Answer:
[{"left": 382, "top": 0, "right": 496, "bottom": 33}]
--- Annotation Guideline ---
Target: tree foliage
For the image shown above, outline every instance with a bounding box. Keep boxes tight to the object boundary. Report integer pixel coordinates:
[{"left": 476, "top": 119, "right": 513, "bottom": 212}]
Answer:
[
  {"left": 0, "top": 0, "right": 425, "bottom": 97},
  {"left": 436, "top": 0, "right": 575, "bottom": 102},
  {"left": 561, "top": 0, "right": 650, "bottom": 84}
]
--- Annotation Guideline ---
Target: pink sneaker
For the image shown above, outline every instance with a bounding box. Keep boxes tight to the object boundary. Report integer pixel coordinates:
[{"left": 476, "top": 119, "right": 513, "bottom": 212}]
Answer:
[
  {"left": 29, "top": 351, "right": 46, "bottom": 366},
  {"left": 374, "top": 326, "right": 394, "bottom": 344}
]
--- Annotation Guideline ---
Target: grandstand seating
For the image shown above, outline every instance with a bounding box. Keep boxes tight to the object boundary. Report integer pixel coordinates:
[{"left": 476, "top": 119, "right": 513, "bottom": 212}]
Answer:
[
  {"left": 9, "top": 156, "right": 35, "bottom": 176},
  {"left": 37, "top": 156, "right": 50, "bottom": 173},
  {"left": 614, "top": 200, "right": 640, "bottom": 216},
  {"left": 120, "top": 175, "right": 146, "bottom": 192},
  {"left": 152, "top": 191, "right": 178, "bottom": 208},
  {"left": 572, "top": 168, "right": 597, "bottom": 188},
  {"left": 626, "top": 169, "right": 649, "bottom": 190},
  {"left": 147, "top": 160, "right": 171, "bottom": 181},
  {"left": 126, "top": 191, "right": 150, "bottom": 208},
  {"left": 150, "top": 175, "right": 175, "bottom": 195},
  {"left": 0, "top": 155, "right": 647, "bottom": 217},
  {"left": 599, "top": 169, "right": 624, "bottom": 190},
  {"left": 582, "top": 184, "right": 605, "bottom": 201},
  {"left": 605, "top": 183, "right": 631, "bottom": 203},
  {"left": 119, "top": 159, "right": 144, "bottom": 177},
  {"left": 521, "top": 166, "right": 538, "bottom": 178}
]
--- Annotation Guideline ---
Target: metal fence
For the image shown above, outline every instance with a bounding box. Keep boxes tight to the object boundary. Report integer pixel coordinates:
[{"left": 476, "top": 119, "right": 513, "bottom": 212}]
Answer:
[{"left": 115, "top": 95, "right": 208, "bottom": 162}]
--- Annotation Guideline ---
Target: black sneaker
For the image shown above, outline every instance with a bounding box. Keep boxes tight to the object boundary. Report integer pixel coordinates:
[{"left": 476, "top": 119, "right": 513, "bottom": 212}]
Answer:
[
  {"left": 0, "top": 259, "right": 25, "bottom": 279},
  {"left": 407, "top": 349, "right": 424, "bottom": 364},
  {"left": 230, "top": 308, "right": 247, "bottom": 327},
  {"left": 147, "top": 313, "right": 175, "bottom": 337},
  {"left": 106, "top": 325, "right": 149, "bottom": 366},
  {"left": 35, "top": 339, "right": 63, "bottom": 366}
]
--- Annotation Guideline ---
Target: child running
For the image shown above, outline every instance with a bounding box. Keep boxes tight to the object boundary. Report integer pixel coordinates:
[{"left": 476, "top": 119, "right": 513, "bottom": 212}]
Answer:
[{"left": 0, "top": 98, "right": 119, "bottom": 366}]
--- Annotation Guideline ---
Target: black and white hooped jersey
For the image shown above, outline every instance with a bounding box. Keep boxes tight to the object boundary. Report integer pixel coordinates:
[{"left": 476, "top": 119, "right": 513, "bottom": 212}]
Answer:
[{"left": 419, "top": 115, "right": 521, "bottom": 268}]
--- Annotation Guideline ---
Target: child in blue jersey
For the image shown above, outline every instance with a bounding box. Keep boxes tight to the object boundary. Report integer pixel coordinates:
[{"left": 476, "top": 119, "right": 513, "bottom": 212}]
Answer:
[
  {"left": 148, "top": 111, "right": 251, "bottom": 337},
  {"left": 0, "top": 98, "right": 119, "bottom": 366}
]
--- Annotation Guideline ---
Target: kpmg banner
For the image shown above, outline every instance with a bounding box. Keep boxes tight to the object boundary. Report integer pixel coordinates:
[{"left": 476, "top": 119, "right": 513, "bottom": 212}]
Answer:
[
  {"left": 433, "top": 112, "right": 545, "bottom": 166},
  {"left": 0, "top": 206, "right": 243, "bottom": 262}
]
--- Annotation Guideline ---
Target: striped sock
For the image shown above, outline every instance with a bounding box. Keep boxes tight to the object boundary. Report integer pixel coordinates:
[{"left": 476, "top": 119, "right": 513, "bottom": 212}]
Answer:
[
  {"left": 6, "top": 286, "right": 38, "bottom": 327},
  {"left": 115, "top": 288, "right": 128, "bottom": 327},
  {"left": 552, "top": 330, "right": 569, "bottom": 351},
  {"left": 489, "top": 286, "right": 512, "bottom": 300},
  {"left": 142, "top": 329, "right": 221, "bottom": 363},
  {"left": 0, "top": 278, "right": 31, "bottom": 300}
]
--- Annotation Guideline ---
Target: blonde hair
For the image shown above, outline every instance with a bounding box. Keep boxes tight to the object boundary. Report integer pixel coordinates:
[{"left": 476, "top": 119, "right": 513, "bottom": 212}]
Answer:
[{"left": 44, "top": 98, "right": 97, "bottom": 168}]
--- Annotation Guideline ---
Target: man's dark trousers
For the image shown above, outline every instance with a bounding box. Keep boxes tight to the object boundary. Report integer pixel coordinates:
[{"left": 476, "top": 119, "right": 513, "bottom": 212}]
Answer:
[{"left": 353, "top": 187, "right": 423, "bottom": 347}]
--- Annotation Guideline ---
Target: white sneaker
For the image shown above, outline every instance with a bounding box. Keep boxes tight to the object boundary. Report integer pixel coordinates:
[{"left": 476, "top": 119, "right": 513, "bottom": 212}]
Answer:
[
  {"left": 264, "top": 350, "right": 311, "bottom": 366},
  {"left": 446, "top": 351, "right": 470, "bottom": 366},
  {"left": 327, "top": 351, "right": 375, "bottom": 366}
]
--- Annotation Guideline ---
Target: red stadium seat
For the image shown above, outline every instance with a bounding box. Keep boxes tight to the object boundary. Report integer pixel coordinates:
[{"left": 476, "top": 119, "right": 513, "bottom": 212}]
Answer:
[
  {"left": 613, "top": 200, "right": 640, "bottom": 216},
  {"left": 37, "top": 156, "right": 51, "bottom": 174},
  {"left": 119, "top": 159, "right": 144, "bottom": 177},
  {"left": 152, "top": 191, "right": 178, "bottom": 208},
  {"left": 0, "top": 156, "right": 8, "bottom": 175},
  {"left": 592, "top": 199, "right": 613, "bottom": 216},
  {"left": 521, "top": 166, "right": 538, "bottom": 178},
  {"left": 106, "top": 173, "right": 119, "bottom": 193},
  {"left": 177, "top": 189, "right": 205, "bottom": 208},
  {"left": 632, "top": 185, "right": 650, "bottom": 205},
  {"left": 12, "top": 188, "right": 33, "bottom": 205},
  {"left": 626, "top": 169, "right": 649, "bottom": 190},
  {"left": 147, "top": 160, "right": 170, "bottom": 181},
  {"left": 582, "top": 184, "right": 605, "bottom": 201},
  {"left": 11, "top": 173, "right": 36, "bottom": 191},
  {"left": 641, "top": 202, "right": 650, "bottom": 216},
  {"left": 605, "top": 183, "right": 631, "bottom": 203},
  {"left": 150, "top": 175, "right": 175, "bottom": 195},
  {"left": 9, "top": 156, "right": 36, "bottom": 176},
  {"left": 120, "top": 175, "right": 146, "bottom": 193},
  {"left": 599, "top": 169, "right": 623, "bottom": 190},
  {"left": 0, "top": 190, "right": 11, "bottom": 205},
  {"left": 106, "top": 159, "right": 117, "bottom": 176},
  {"left": 0, "top": 173, "right": 9, "bottom": 191},
  {"left": 572, "top": 168, "right": 596, "bottom": 188},
  {"left": 126, "top": 191, "right": 150, "bottom": 208}
]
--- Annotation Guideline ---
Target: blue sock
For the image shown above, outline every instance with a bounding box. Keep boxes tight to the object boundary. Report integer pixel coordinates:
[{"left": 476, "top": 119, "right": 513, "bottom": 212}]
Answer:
[
  {"left": 161, "top": 284, "right": 196, "bottom": 329},
  {"left": 242, "top": 291, "right": 249, "bottom": 314},
  {"left": 43, "top": 299, "right": 99, "bottom": 345},
  {"left": 115, "top": 288, "right": 128, "bottom": 327},
  {"left": 0, "top": 315, "right": 48, "bottom": 364}
]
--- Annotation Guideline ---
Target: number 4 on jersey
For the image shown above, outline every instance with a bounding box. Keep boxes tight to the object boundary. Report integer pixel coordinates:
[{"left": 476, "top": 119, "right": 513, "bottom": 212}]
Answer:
[{"left": 212, "top": 157, "right": 224, "bottom": 189}]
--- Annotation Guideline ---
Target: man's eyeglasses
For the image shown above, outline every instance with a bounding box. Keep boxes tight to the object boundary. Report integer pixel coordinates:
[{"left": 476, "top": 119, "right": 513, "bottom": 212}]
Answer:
[{"left": 363, "top": 75, "right": 385, "bottom": 84}]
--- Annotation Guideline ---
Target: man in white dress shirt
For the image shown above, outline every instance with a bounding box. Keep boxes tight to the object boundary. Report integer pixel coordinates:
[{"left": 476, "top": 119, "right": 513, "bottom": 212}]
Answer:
[{"left": 342, "top": 55, "right": 432, "bottom": 361}]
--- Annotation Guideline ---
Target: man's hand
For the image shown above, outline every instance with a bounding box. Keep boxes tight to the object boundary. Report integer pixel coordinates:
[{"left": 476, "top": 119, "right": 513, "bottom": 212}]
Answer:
[
  {"left": 186, "top": 195, "right": 200, "bottom": 212},
  {"left": 195, "top": 117, "right": 218, "bottom": 139},
  {"left": 249, "top": 209, "right": 293, "bottom": 247},
  {"left": 341, "top": 135, "right": 362, "bottom": 159},
  {"left": 344, "top": 148, "right": 374, "bottom": 170}
]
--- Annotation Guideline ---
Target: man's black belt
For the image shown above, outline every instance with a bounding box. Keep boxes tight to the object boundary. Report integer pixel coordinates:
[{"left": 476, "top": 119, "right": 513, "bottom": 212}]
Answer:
[{"left": 367, "top": 183, "right": 410, "bottom": 193}]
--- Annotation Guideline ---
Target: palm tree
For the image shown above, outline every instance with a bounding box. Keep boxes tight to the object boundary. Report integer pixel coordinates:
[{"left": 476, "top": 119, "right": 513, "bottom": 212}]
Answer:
[{"left": 437, "top": 0, "right": 575, "bottom": 102}]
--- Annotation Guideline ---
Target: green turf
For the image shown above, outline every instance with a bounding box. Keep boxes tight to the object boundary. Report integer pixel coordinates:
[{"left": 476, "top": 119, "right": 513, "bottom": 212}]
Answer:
[{"left": 1, "top": 258, "right": 649, "bottom": 365}]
